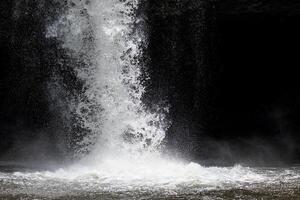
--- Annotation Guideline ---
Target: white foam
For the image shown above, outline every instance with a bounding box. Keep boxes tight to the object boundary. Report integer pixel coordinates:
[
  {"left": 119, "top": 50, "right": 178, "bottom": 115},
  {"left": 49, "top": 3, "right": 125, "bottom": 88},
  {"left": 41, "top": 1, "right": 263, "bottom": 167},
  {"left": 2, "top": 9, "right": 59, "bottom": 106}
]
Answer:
[{"left": 1, "top": 158, "right": 266, "bottom": 190}]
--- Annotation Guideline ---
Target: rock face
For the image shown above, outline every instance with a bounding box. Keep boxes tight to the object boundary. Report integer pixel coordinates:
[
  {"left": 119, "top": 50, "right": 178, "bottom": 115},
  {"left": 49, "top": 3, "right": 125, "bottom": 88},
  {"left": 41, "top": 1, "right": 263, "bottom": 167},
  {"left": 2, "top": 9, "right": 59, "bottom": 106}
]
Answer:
[
  {"left": 147, "top": 0, "right": 300, "bottom": 164},
  {"left": 145, "top": 0, "right": 218, "bottom": 160},
  {"left": 0, "top": 0, "right": 75, "bottom": 162},
  {"left": 214, "top": 0, "right": 300, "bottom": 164},
  {"left": 217, "top": 0, "right": 300, "bottom": 15},
  {"left": 147, "top": 0, "right": 300, "bottom": 16}
]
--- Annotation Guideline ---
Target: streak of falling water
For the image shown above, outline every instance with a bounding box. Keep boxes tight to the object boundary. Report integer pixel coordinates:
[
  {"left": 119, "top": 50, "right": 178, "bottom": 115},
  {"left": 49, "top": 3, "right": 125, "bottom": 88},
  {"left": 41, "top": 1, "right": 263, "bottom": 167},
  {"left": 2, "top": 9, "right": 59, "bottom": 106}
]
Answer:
[
  {"left": 85, "top": 0, "right": 169, "bottom": 158},
  {"left": 47, "top": 0, "right": 169, "bottom": 160}
]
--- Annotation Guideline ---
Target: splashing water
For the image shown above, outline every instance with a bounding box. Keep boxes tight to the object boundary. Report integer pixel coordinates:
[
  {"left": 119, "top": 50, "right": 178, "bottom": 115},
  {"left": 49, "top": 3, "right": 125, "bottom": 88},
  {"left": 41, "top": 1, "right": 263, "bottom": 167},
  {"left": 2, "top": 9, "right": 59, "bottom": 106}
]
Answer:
[
  {"left": 1, "top": 1, "right": 300, "bottom": 199},
  {"left": 22, "top": 0, "right": 291, "bottom": 180},
  {"left": 49, "top": 0, "right": 169, "bottom": 159}
]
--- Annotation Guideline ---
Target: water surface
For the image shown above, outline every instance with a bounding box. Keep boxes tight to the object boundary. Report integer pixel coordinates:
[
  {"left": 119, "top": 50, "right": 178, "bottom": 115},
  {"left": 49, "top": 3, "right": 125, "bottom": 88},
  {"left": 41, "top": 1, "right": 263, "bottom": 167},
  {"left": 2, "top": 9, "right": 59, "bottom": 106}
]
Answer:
[{"left": 1, "top": 161, "right": 299, "bottom": 199}]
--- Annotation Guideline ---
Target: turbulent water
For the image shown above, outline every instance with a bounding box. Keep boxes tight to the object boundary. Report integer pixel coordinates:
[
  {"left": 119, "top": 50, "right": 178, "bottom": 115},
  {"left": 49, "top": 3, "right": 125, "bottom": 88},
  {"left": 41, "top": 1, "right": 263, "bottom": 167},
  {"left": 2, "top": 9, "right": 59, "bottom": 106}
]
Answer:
[
  {"left": 1, "top": 0, "right": 300, "bottom": 199},
  {"left": 0, "top": 164, "right": 300, "bottom": 199},
  {"left": 47, "top": 0, "right": 169, "bottom": 158}
]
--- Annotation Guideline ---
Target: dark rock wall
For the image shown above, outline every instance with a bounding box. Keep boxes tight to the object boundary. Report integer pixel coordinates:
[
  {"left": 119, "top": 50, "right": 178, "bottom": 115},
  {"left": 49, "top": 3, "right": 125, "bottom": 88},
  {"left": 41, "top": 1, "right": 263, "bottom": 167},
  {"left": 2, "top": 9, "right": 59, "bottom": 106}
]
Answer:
[
  {"left": 147, "top": 0, "right": 300, "bottom": 165},
  {"left": 213, "top": 1, "right": 300, "bottom": 165},
  {"left": 146, "top": 0, "right": 218, "bottom": 161},
  {"left": 218, "top": 0, "right": 300, "bottom": 15},
  {"left": 0, "top": 0, "right": 75, "bottom": 163}
]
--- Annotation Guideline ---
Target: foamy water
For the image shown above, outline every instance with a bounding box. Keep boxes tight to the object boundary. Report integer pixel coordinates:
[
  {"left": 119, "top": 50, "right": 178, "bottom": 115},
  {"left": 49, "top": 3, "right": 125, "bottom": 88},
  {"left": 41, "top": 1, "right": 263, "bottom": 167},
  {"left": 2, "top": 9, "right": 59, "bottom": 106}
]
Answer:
[
  {"left": 19, "top": 159, "right": 265, "bottom": 187},
  {"left": 1, "top": 161, "right": 300, "bottom": 199}
]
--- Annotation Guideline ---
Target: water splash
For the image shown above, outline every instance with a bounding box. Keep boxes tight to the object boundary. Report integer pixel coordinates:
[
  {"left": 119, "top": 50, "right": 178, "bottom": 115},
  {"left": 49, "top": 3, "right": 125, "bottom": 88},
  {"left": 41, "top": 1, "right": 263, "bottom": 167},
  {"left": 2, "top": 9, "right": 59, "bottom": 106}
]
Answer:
[
  {"left": 47, "top": 0, "right": 169, "bottom": 158},
  {"left": 44, "top": 2, "right": 269, "bottom": 187}
]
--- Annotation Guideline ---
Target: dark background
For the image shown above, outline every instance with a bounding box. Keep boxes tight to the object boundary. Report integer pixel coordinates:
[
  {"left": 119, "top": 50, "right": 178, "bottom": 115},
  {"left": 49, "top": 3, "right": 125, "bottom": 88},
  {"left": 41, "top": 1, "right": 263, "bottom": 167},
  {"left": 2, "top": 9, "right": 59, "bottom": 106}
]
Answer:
[
  {"left": 147, "top": 0, "right": 300, "bottom": 165},
  {"left": 1, "top": 0, "right": 300, "bottom": 166}
]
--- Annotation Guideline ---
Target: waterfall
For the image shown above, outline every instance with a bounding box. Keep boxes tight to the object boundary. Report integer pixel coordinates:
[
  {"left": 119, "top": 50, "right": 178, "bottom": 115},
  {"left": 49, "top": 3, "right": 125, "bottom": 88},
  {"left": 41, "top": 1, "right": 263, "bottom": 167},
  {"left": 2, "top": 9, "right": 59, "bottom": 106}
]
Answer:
[
  {"left": 47, "top": 0, "right": 169, "bottom": 160},
  {"left": 1, "top": 2, "right": 299, "bottom": 199},
  {"left": 43, "top": 0, "right": 265, "bottom": 187}
]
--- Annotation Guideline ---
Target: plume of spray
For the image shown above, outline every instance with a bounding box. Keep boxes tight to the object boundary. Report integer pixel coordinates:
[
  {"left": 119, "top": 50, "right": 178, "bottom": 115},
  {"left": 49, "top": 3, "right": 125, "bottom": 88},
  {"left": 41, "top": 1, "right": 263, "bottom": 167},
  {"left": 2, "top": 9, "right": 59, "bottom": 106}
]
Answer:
[
  {"left": 47, "top": 0, "right": 170, "bottom": 163},
  {"left": 7, "top": 0, "right": 278, "bottom": 188}
]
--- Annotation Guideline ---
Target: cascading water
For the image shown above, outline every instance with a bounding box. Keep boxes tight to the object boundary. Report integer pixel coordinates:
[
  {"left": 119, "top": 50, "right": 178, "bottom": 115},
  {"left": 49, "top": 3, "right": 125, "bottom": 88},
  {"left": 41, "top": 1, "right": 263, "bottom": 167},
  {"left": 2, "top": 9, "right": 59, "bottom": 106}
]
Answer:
[
  {"left": 49, "top": 0, "right": 168, "bottom": 160},
  {"left": 77, "top": 0, "right": 168, "bottom": 159},
  {"left": 46, "top": 0, "right": 176, "bottom": 176},
  {"left": 1, "top": 1, "right": 299, "bottom": 199}
]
